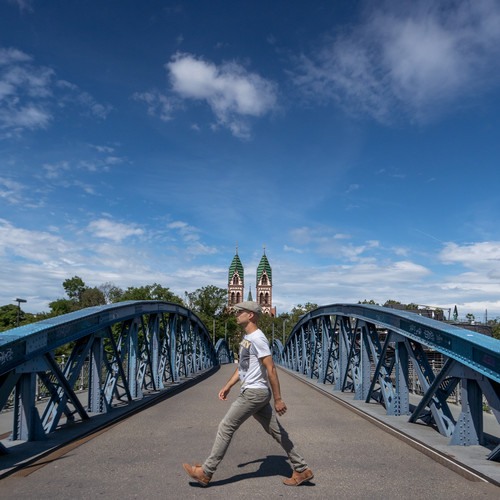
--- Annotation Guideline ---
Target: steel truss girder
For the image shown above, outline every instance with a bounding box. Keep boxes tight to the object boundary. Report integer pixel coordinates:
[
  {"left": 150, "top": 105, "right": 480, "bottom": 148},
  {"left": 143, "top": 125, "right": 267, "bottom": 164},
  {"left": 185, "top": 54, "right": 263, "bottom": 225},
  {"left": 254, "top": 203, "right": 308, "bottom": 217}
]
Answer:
[
  {"left": 273, "top": 305, "right": 500, "bottom": 454},
  {"left": 1, "top": 302, "right": 219, "bottom": 442}
]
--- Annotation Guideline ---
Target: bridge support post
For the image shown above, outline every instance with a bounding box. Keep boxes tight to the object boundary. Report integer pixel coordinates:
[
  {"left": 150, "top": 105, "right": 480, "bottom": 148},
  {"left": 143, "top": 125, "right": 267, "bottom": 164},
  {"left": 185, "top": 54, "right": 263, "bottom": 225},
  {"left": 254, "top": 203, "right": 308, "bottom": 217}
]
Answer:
[
  {"left": 335, "top": 318, "right": 348, "bottom": 391},
  {"left": 150, "top": 314, "right": 160, "bottom": 390},
  {"left": 127, "top": 318, "right": 141, "bottom": 398},
  {"left": 393, "top": 337, "right": 410, "bottom": 416},
  {"left": 88, "top": 336, "right": 104, "bottom": 413},
  {"left": 450, "top": 376, "right": 483, "bottom": 446},
  {"left": 170, "top": 315, "right": 180, "bottom": 383},
  {"left": 13, "top": 371, "right": 45, "bottom": 441},
  {"left": 354, "top": 325, "right": 371, "bottom": 400}
]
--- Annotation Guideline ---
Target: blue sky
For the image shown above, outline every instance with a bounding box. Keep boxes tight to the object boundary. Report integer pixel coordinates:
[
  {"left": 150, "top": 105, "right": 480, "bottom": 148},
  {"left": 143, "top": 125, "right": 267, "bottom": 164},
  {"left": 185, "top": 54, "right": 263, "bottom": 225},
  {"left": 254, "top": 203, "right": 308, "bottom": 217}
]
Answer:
[{"left": 1, "top": 0, "right": 500, "bottom": 320}]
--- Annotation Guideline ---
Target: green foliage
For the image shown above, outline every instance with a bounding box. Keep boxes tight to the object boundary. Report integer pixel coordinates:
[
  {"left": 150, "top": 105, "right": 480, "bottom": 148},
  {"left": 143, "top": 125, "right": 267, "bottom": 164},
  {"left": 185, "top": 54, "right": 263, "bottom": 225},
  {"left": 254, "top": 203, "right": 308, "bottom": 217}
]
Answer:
[
  {"left": 80, "top": 287, "right": 106, "bottom": 308},
  {"left": 63, "top": 276, "right": 87, "bottom": 300},
  {"left": 488, "top": 319, "right": 500, "bottom": 340},
  {"left": 384, "top": 299, "right": 402, "bottom": 306},
  {"left": 466, "top": 313, "right": 475, "bottom": 322},
  {"left": 186, "top": 285, "right": 231, "bottom": 345},
  {"left": 99, "top": 282, "right": 123, "bottom": 304},
  {"left": 48, "top": 298, "right": 79, "bottom": 316},
  {"left": 0, "top": 304, "right": 42, "bottom": 332},
  {"left": 0, "top": 304, "right": 19, "bottom": 330},
  {"left": 289, "top": 303, "right": 318, "bottom": 325},
  {"left": 117, "top": 283, "right": 183, "bottom": 303},
  {"left": 185, "top": 285, "right": 227, "bottom": 318},
  {"left": 358, "top": 299, "right": 379, "bottom": 305}
]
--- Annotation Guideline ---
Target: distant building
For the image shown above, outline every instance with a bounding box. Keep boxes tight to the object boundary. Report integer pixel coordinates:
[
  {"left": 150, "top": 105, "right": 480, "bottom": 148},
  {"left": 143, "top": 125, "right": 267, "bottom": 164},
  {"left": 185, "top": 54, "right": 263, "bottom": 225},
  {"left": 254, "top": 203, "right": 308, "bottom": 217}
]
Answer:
[
  {"left": 385, "top": 303, "right": 492, "bottom": 336},
  {"left": 256, "top": 248, "right": 275, "bottom": 317},
  {"left": 228, "top": 248, "right": 244, "bottom": 308},
  {"left": 227, "top": 247, "right": 276, "bottom": 317}
]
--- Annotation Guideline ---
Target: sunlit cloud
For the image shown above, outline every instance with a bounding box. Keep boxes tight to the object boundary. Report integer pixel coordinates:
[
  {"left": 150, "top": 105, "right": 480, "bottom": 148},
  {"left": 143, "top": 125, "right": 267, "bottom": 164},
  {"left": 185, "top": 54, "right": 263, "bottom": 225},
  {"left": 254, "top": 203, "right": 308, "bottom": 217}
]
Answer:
[
  {"left": 88, "top": 218, "right": 145, "bottom": 243},
  {"left": 132, "top": 89, "right": 175, "bottom": 121},
  {"left": 292, "top": 0, "right": 500, "bottom": 123},
  {"left": 166, "top": 52, "right": 278, "bottom": 138},
  {"left": 0, "top": 47, "right": 111, "bottom": 136}
]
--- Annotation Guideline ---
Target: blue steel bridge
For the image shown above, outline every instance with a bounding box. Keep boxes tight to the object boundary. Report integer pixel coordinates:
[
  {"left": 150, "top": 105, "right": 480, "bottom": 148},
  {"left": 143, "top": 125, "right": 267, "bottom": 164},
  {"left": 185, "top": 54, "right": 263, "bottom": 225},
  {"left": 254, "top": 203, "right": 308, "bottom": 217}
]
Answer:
[{"left": 0, "top": 301, "right": 499, "bottom": 483}]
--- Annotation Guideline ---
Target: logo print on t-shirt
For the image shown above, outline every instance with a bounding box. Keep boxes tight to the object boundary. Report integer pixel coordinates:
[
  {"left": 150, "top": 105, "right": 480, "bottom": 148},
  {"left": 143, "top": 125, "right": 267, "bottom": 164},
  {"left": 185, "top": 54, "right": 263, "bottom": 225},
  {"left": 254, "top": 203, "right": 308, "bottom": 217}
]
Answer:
[{"left": 239, "top": 339, "right": 251, "bottom": 372}]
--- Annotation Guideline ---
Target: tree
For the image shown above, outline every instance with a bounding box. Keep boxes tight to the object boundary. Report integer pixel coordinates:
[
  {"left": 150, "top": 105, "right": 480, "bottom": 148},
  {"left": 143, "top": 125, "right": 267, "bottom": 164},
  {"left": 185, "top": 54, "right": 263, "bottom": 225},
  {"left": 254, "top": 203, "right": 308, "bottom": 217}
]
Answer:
[
  {"left": 185, "top": 285, "right": 230, "bottom": 344},
  {"left": 185, "top": 285, "right": 227, "bottom": 318},
  {"left": 63, "top": 276, "right": 87, "bottom": 300},
  {"left": 49, "top": 298, "right": 79, "bottom": 316},
  {"left": 488, "top": 319, "right": 500, "bottom": 340},
  {"left": 117, "top": 283, "right": 183, "bottom": 304},
  {"left": 80, "top": 287, "right": 106, "bottom": 308},
  {"left": 384, "top": 299, "right": 402, "bottom": 307},
  {"left": 0, "top": 304, "right": 20, "bottom": 331},
  {"left": 0, "top": 305, "right": 43, "bottom": 332},
  {"left": 99, "top": 282, "right": 123, "bottom": 304},
  {"left": 289, "top": 303, "right": 318, "bottom": 325}
]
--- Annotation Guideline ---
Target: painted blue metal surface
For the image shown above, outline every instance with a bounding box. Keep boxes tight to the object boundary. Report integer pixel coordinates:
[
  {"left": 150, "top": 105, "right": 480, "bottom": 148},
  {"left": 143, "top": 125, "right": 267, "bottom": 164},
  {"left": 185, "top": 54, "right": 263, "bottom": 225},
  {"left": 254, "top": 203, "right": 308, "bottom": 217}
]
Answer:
[
  {"left": 273, "top": 304, "right": 500, "bottom": 458},
  {"left": 215, "top": 339, "right": 234, "bottom": 364},
  {"left": 0, "top": 301, "right": 232, "bottom": 443}
]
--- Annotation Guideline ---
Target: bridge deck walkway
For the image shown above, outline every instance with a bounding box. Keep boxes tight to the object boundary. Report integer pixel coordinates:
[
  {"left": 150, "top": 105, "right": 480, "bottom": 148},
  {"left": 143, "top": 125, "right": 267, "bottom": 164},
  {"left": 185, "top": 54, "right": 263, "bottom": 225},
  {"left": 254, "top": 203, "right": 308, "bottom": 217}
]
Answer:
[{"left": 0, "top": 364, "right": 498, "bottom": 499}]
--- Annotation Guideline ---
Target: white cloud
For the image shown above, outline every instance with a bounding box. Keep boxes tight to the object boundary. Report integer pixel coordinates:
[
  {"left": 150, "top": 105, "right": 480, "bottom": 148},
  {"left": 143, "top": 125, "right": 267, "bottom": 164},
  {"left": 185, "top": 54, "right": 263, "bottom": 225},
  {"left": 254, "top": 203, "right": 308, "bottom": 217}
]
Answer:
[
  {"left": 43, "top": 161, "right": 70, "bottom": 179},
  {"left": 0, "top": 49, "right": 111, "bottom": 136},
  {"left": 88, "top": 218, "right": 145, "bottom": 243},
  {"left": 132, "top": 90, "right": 174, "bottom": 121},
  {"left": 289, "top": 226, "right": 375, "bottom": 261},
  {"left": 0, "top": 176, "right": 24, "bottom": 204},
  {"left": 0, "top": 219, "right": 223, "bottom": 312},
  {"left": 166, "top": 53, "right": 277, "bottom": 138},
  {"left": 284, "top": 245, "right": 303, "bottom": 253},
  {"left": 0, "top": 218, "right": 77, "bottom": 263},
  {"left": 167, "top": 220, "right": 199, "bottom": 241},
  {"left": 0, "top": 104, "right": 52, "bottom": 131},
  {"left": 292, "top": 0, "right": 500, "bottom": 123},
  {"left": 56, "top": 80, "right": 112, "bottom": 119},
  {"left": 440, "top": 241, "right": 500, "bottom": 269},
  {"left": 1, "top": 217, "right": 500, "bottom": 319},
  {"left": 0, "top": 47, "right": 32, "bottom": 66},
  {"left": 91, "top": 144, "right": 114, "bottom": 153},
  {"left": 187, "top": 241, "right": 218, "bottom": 256}
]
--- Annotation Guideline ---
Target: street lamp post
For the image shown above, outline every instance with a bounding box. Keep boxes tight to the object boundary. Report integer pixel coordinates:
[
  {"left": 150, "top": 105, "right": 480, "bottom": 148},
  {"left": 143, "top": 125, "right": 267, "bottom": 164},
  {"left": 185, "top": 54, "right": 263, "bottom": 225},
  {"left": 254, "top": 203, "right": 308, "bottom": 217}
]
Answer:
[
  {"left": 283, "top": 319, "right": 288, "bottom": 344},
  {"left": 14, "top": 298, "right": 27, "bottom": 327}
]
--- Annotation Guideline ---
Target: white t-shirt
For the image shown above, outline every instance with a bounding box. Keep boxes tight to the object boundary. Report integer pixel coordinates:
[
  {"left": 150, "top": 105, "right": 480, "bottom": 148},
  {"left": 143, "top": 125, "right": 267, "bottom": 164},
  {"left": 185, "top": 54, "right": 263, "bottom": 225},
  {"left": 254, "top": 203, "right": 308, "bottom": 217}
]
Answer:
[{"left": 238, "top": 329, "right": 271, "bottom": 391}]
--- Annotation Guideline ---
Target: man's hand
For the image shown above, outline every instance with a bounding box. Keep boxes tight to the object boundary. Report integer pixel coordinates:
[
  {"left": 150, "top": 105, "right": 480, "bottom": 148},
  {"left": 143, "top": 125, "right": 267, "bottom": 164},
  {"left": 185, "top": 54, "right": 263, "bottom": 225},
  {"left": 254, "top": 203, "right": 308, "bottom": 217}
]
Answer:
[
  {"left": 219, "top": 386, "right": 230, "bottom": 401},
  {"left": 275, "top": 398, "right": 287, "bottom": 416},
  {"left": 219, "top": 367, "right": 239, "bottom": 401}
]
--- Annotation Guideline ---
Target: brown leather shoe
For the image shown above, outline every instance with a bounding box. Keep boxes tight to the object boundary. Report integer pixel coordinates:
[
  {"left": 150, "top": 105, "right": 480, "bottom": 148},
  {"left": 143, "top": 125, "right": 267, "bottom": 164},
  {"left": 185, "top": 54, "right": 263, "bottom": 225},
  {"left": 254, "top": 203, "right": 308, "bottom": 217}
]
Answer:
[
  {"left": 182, "top": 463, "right": 211, "bottom": 487},
  {"left": 283, "top": 468, "right": 314, "bottom": 486}
]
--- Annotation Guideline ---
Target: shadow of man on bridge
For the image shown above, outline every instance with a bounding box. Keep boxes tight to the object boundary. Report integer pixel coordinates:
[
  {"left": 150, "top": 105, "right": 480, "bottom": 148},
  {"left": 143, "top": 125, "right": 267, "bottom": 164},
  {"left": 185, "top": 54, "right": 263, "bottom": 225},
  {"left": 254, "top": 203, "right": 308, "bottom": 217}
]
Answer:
[{"left": 187, "top": 454, "right": 315, "bottom": 487}]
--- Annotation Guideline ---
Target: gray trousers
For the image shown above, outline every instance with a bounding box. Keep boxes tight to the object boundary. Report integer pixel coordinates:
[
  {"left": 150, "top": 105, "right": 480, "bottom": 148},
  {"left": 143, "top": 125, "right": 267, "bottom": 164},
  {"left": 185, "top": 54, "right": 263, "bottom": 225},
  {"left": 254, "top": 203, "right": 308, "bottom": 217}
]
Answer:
[{"left": 203, "top": 388, "right": 308, "bottom": 476}]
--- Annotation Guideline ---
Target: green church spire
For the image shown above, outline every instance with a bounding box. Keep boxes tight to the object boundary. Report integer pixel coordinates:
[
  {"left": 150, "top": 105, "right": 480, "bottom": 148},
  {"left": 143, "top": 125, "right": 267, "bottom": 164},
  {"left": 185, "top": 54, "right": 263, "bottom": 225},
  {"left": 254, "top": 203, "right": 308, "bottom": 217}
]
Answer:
[{"left": 257, "top": 246, "right": 272, "bottom": 284}]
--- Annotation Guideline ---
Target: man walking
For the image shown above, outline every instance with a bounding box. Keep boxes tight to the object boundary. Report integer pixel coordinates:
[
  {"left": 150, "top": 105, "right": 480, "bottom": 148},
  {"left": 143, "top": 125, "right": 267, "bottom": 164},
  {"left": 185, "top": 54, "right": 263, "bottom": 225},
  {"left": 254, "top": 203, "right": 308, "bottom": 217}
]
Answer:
[{"left": 182, "top": 301, "right": 313, "bottom": 487}]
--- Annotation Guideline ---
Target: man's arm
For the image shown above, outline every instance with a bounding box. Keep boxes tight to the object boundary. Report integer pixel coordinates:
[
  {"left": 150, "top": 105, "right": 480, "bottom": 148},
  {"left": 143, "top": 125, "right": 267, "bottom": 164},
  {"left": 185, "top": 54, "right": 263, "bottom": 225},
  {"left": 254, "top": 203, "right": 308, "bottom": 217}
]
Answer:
[
  {"left": 261, "top": 355, "right": 287, "bottom": 416},
  {"left": 219, "top": 367, "right": 240, "bottom": 401}
]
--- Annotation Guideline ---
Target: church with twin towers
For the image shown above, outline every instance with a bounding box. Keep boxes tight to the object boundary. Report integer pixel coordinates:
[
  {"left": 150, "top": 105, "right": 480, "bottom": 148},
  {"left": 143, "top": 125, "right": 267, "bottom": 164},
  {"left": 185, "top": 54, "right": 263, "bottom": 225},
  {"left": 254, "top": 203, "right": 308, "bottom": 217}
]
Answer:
[{"left": 227, "top": 247, "right": 276, "bottom": 317}]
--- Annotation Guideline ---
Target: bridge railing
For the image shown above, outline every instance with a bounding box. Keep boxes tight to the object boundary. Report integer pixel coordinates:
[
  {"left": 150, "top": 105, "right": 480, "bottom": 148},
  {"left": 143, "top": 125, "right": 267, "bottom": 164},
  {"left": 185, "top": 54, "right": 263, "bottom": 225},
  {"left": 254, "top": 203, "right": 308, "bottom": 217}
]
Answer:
[
  {"left": 272, "top": 304, "right": 500, "bottom": 460},
  {"left": 0, "top": 301, "right": 232, "bottom": 448}
]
